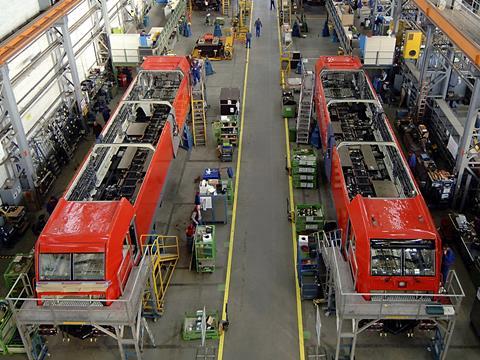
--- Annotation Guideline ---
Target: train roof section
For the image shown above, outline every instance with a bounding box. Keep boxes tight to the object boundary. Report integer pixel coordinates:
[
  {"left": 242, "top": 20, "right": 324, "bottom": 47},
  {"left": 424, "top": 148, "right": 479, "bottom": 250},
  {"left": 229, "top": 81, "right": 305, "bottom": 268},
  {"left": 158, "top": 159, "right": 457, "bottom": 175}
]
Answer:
[
  {"left": 350, "top": 195, "right": 437, "bottom": 240},
  {"left": 37, "top": 198, "right": 134, "bottom": 249}
]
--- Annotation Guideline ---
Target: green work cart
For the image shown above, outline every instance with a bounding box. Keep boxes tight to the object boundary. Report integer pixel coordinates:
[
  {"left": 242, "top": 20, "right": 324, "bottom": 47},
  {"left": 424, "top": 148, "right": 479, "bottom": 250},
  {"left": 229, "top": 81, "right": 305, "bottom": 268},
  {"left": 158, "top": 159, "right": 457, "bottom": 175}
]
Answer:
[
  {"left": 194, "top": 225, "right": 216, "bottom": 273},
  {"left": 182, "top": 310, "right": 220, "bottom": 340}
]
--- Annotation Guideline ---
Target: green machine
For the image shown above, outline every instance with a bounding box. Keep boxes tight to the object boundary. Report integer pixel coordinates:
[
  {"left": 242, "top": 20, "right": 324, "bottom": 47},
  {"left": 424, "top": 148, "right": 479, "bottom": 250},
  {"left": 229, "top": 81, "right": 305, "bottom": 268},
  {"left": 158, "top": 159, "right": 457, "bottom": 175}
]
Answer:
[
  {"left": 182, "top": 309, "right": 220, "bottom": 341},
  {"left": 291, "top": 148, "right": 318, "bottom": 189},
  {"left": 4, "top": 253, "right": 34, "bottom": 293},
  {"left": 282, "top": 90, "right": 296, "bottom": 118},
  {"left": 295, "top": 204, "right": 325, "bottom": 233},
  {"left": 194, "top": 225, "right": 216, "bottom": 273},
  {"left": 0, "top": 251, "right": 47, "bottom": 359}
]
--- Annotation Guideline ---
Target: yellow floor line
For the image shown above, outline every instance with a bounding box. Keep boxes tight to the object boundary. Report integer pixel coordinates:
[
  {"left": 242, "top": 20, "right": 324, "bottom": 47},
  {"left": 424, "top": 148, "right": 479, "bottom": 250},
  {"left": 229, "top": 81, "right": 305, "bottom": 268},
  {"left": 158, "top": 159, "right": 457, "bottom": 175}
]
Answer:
[
  {"left": 277, "top": 7, "right": 306, "bottom": 360},
  {"left": 217, "top": 3, "right": 254, "bottom": 360}
]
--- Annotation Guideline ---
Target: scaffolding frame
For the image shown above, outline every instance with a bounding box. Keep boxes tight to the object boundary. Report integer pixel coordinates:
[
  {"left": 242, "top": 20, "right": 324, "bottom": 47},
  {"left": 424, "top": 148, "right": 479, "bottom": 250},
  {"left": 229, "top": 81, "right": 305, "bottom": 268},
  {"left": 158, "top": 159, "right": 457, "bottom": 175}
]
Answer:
[
  {"left": 6, "top": 236, "right": 180, "bottom": 360},
  {"left": 318, "top": 230, "right": 465, "bottom": 360}
]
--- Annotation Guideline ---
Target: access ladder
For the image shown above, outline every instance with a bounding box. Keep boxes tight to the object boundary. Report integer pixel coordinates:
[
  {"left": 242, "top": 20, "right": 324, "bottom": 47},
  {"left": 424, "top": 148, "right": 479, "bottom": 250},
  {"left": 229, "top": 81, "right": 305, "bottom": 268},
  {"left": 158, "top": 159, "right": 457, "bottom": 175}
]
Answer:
[
  {"left": 296, "top": 71, "right": 314, "bottom": 144},
  {"left": 222, "top": 0, "right": 230, "bottom": 17},
  {"left": 416, "top": 77, "right": 430, "bottom": 121},
  {"left": 191, "top": 75, "right": 207, "bottom": 146}
]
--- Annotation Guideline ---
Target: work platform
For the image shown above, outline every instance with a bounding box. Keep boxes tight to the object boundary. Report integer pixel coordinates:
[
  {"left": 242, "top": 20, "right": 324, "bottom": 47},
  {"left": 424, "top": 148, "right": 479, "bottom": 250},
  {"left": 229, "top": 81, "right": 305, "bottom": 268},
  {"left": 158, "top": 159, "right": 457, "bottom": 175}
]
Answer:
[
  {"left": 6, "top": 236, "right": 179, "bottom": 360},
  {"left": 319, "top": 231, "right": 465, "bottom": 360}
]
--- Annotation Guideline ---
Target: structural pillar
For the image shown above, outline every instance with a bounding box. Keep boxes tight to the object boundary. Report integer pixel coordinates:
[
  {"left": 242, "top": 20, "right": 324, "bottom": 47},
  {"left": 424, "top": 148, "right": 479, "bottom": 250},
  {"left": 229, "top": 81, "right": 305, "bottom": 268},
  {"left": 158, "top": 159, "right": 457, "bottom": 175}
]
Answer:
[
  {"left": 453, "top": 77, "right": 480, "bottom": 208},
  {"left": 392, "top": 0, "right": 402, "bottom": 35},
  {"left": 0, "top": 66, "right": 36, "bottom": 189},
  {"left": 418, "top": 25, "right": 434, "bottom": 88},
  {"left": 59, "top": 17, "right": 85, "bottom": 119},
  {"left": 442, "top": 48, "right": 455, "bottom": 99}
]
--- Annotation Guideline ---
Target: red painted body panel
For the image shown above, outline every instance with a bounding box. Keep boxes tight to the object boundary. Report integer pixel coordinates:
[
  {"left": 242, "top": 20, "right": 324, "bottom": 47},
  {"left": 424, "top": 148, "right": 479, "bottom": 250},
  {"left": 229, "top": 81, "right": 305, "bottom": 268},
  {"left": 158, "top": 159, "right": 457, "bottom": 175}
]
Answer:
[
  {"left": 315, "top": 56, "right": 441, "bottom": 295},
  {"left": 35, "top": 57, "right": 191, "bottom": 303}
]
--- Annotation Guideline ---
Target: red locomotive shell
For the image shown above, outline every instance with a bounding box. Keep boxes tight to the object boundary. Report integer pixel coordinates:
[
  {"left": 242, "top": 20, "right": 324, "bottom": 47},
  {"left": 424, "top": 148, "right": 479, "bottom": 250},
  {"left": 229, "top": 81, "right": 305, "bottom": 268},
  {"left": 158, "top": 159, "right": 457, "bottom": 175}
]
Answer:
[
  {"left": 314, "top": 56, "right": 441, "bottom": 296},
  {"left": 35, "top": 56, "right": 191, "bottom": 304}
]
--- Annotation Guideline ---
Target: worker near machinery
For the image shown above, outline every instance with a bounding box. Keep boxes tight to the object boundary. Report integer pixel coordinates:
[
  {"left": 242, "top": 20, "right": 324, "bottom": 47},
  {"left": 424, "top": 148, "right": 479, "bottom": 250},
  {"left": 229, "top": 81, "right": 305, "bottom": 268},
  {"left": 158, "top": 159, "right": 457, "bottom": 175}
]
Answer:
[
  {"left": 101, "top": 106, "right": 111, "bottom": 123},
  {"left": 270, "top": 0, "right": 275, "bottom": 10},
  {"left": 407, "top": 151, "right": 417, "bottom": 172},
  {"left": 92, "top": 120, "right": 103, "bottom": 139},
  {"left": 254, "top": 18, "right": 262, "bottom": 37},
  {"left": 46, "top": 196, "right": 59, "bottom": 215},
  {"left": 441, "top": 245, "right": 456, "bottom": 285},
  {"left": 245, "top": 31, "right": 252, "bottom": 48},
  {"left": 191, "top": 205, "right": 203, "bottom": 226},
  {"left": 186, "top": 222, "right": 196, "bottom": 252},
  {"left": 191, "top": 60, "right": 202, "bottom": 86}
]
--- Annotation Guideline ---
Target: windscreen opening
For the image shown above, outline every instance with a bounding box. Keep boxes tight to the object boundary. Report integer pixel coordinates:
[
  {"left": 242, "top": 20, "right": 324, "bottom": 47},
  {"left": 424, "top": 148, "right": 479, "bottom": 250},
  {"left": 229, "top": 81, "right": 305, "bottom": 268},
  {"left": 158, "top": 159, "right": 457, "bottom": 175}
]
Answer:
[
  {"left": 39, "top": 253, "right": 105, "bottom": 281},
  {"left": 370, "top": 239, "right": 435, "bottom": 277}
]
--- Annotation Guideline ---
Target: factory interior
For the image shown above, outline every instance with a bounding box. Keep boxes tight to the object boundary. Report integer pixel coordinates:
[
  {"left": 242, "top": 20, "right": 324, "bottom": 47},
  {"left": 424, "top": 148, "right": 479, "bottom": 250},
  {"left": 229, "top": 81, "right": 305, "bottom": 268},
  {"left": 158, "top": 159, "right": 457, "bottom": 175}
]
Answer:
[{"left": 0, "top": 0, "right": 480, "bottom": 359}]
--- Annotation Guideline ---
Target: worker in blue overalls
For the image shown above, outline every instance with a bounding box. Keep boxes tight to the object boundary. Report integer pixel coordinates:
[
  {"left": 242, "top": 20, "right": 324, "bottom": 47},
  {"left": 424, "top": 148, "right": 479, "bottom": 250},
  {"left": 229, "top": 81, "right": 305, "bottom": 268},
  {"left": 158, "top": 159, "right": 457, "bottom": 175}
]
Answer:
[
  {"left": 441, "top": 245, "right": 456, "bottom": 285},
  {"left": 254, "top": 18, "right": 262, "bottom": 37},
  {"left": 245, "top": 31, "right": 252, "bottom": 48},
  {"left": 192, "top": 60, "right": 201, "bottom": 86}
]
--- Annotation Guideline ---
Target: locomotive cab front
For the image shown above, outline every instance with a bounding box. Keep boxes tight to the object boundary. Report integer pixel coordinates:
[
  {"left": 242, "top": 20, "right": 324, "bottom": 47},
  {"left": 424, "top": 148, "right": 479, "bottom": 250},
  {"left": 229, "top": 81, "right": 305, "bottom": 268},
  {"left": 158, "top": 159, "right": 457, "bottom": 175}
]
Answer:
[{"left": 35, "top": 198, "right": 139, "bottom": 305}]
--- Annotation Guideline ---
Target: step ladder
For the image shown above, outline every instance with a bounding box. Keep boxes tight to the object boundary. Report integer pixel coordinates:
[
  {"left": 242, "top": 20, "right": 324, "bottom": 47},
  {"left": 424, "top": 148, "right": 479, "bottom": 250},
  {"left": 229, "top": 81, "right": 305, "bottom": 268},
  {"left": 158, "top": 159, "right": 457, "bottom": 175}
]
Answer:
[
  {"left": 416, "top": 77, "right": 430, "bottom": 121},
  {"left": 191, "top": 76, "right": 207, "bottom": 146},
  {"left": 296, "top": 71, "right": 314, "bottom": 144},
  {"left": 222, "top": 0, "right": 230, "bottom": 17}
]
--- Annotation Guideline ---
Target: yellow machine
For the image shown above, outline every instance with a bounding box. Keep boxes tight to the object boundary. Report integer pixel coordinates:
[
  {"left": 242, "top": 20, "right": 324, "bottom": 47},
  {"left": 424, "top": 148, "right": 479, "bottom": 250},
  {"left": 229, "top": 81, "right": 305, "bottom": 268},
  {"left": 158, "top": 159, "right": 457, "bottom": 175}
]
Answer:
[
  {"left": 403, "top": 30, "right": 422, "bottom": 59},
  {"left": 192, "top": 29, "right": 234, "bottom": 60},
  {"left": 233, "top": 0, "right": 251, "bottom": 41}
]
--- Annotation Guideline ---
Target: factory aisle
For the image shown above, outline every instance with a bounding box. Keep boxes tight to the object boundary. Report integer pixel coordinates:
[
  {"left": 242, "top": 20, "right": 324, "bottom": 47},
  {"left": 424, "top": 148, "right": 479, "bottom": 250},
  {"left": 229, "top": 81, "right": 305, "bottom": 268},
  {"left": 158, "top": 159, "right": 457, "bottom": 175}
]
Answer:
[{"left": 220, "top": 2, "right": 300, "bottom": 359}]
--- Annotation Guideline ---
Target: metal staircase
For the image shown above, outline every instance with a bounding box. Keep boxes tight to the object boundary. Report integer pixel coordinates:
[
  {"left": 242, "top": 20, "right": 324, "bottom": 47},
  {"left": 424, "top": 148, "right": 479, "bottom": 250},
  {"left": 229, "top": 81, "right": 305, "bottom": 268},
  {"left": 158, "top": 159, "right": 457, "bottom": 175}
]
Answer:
[
  {"left": 296, "top": 71, "right": 314, "bottom": 144},
  {"left": 141, "top": 235, "right": 179, "bottom": 317},
  {"left": 191, "top": 75, "right": 207, "bottom": 146},
  {"left": 222, "top": 0, "right": 230, "bottom": 17}
]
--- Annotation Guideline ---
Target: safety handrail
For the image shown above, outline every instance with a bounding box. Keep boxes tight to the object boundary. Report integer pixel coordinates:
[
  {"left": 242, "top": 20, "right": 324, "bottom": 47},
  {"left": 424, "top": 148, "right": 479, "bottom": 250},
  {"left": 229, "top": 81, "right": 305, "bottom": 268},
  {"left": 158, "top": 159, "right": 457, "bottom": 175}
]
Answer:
[{"left": 320, "top": 231, "right": 465, "bottom": 318}]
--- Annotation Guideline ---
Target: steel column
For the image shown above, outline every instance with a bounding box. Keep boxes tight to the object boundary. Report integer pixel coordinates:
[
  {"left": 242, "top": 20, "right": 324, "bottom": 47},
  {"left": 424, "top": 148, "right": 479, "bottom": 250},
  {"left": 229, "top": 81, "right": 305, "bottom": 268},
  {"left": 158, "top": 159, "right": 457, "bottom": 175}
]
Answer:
[
  {"left": 0, "top": 66, "right": 36, "bottom": 189},
  {"left": 442, "top": 48, "right": 455, "bottom": 99},
  {"left": 418, "top": 25, "right": 434, "bottom": 88},
  {"left": 453, "top": 77, "right": 480, "bottom": 208},
  {"left": 59, "top": 17, "right": 84, "bottom": 117},
  {"left": 392, "top": 0, "right": 402, "bottom": 35}
]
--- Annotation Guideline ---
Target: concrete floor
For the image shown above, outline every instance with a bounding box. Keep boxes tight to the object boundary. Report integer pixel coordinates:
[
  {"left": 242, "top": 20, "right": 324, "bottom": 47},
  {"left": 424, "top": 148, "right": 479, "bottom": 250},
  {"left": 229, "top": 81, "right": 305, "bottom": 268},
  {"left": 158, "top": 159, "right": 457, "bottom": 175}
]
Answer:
[{"left": 2, "top": 2, "right": 480, "bottom": 360}]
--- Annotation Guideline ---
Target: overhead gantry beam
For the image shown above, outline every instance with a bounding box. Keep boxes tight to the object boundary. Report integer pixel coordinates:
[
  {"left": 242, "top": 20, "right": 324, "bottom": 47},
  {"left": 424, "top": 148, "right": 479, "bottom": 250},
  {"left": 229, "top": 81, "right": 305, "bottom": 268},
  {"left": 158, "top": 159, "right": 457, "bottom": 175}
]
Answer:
[
  {"left": 412, "top": 0, "right": 480, "bottom": 67},
  {"left": 0, "top": 0, "right": 83, "bottom": 65}
]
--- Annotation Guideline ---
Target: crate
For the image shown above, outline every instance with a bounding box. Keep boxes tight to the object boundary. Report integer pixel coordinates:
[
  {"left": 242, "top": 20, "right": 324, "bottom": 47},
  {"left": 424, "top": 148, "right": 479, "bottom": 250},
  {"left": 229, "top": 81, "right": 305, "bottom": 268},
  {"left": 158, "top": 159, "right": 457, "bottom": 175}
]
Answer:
[
  {"left": 283, "top": 105, "right": 296, "bottom": 118},
  {"left": 182, "top": 310, "right": 220, "bottom": 340},
  {"left": 295, "top": 204, "right": 324, "bottom": 233}
]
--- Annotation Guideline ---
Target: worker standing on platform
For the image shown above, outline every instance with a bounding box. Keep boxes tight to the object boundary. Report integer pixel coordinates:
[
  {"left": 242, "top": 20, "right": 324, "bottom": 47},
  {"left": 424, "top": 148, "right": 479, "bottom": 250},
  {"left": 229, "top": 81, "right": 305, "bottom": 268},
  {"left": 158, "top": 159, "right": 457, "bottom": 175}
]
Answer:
[
  {"left": 246, "top": 31, "right": 252, "bottom": 48},
  {"left": 441, "top": 245, "right": 456, "bottom": 285},
  {"left": 270, "top": 0, "right": 275, "bottom": 10},
  {"left": 254, "top": 18, "right": 262, "bottom": 37}
]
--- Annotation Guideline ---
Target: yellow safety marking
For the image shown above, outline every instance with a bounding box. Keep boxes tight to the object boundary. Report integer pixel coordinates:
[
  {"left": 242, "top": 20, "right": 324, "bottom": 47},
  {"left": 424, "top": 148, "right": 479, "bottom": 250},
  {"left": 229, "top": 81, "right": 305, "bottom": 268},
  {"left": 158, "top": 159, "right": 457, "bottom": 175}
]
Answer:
[
  {"left": 217, "top": 1, "right": 254, "bottom": 359},
  {"left": 277, "top": 5, "right": 306, "bottom": 360}
]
